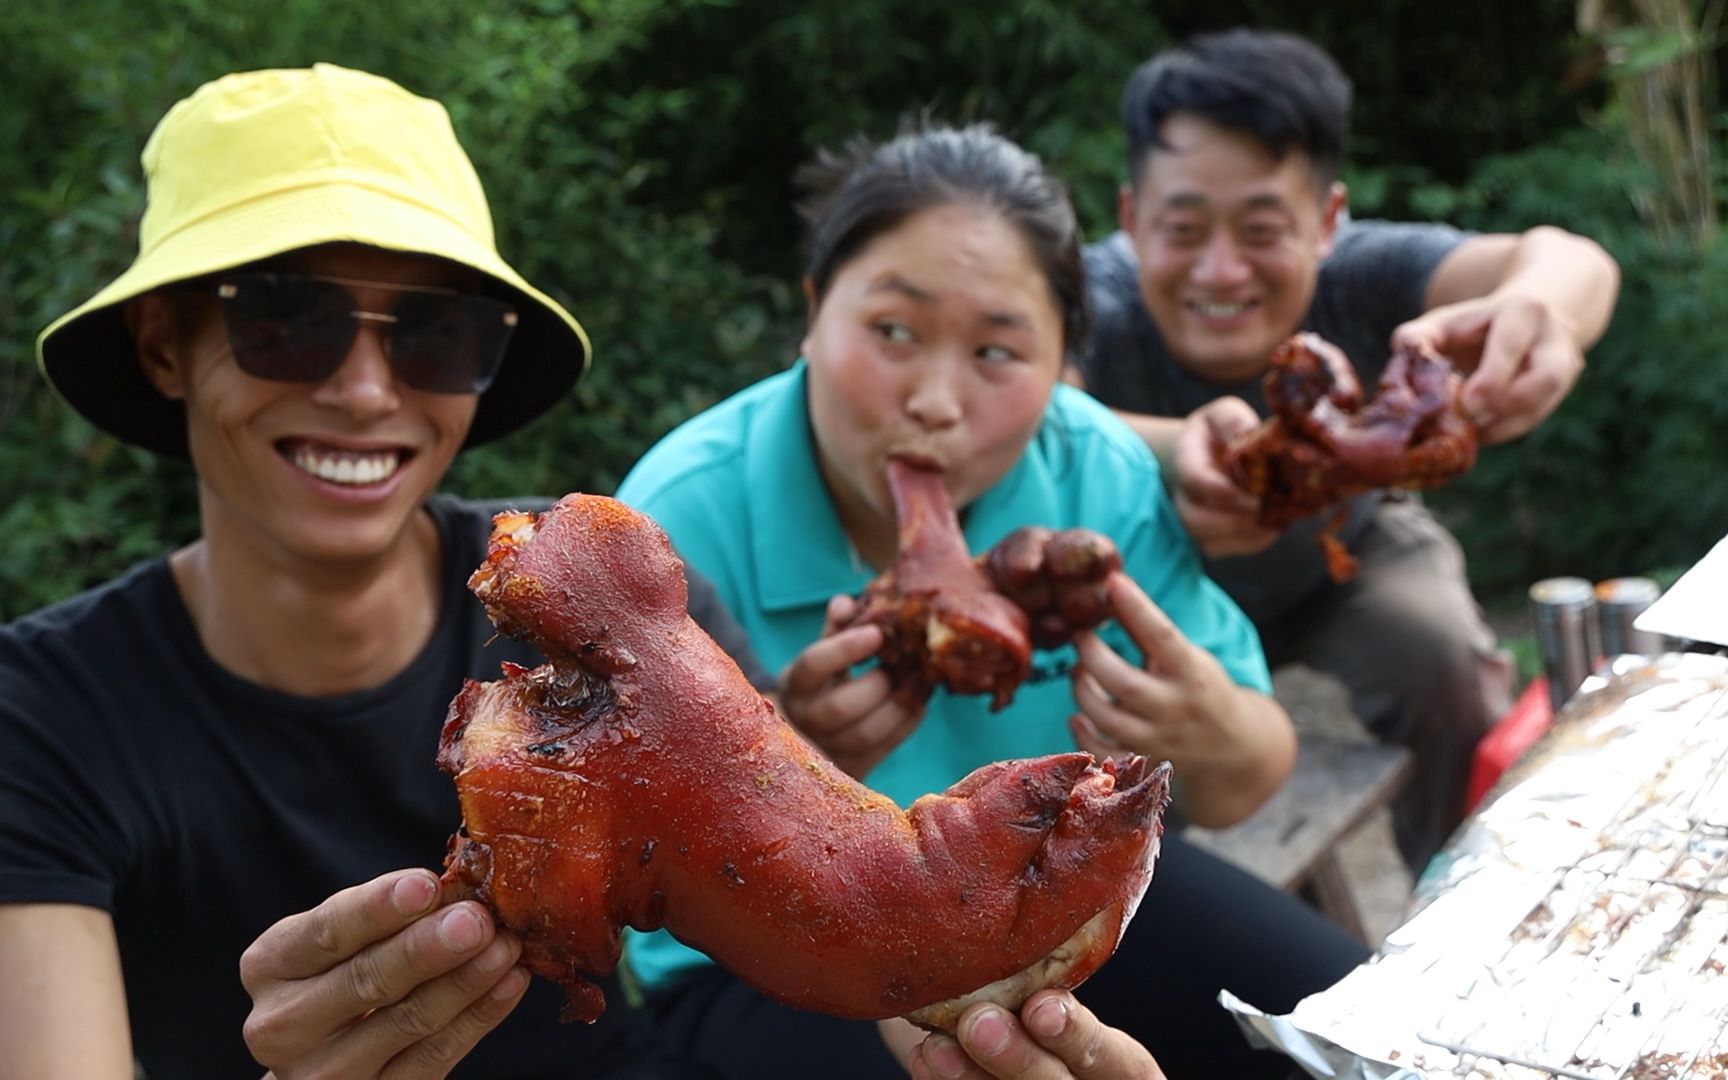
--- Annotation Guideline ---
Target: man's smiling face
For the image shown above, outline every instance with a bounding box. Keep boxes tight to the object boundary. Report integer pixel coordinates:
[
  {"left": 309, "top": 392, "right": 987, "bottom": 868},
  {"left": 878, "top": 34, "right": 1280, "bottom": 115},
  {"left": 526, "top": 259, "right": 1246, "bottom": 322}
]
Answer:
[
  {"left": 136, "top": 244, "right": 482, "bottom": 569},
  {"left": 1120, "top": 113, "right": 1345, "bottom": 382}
]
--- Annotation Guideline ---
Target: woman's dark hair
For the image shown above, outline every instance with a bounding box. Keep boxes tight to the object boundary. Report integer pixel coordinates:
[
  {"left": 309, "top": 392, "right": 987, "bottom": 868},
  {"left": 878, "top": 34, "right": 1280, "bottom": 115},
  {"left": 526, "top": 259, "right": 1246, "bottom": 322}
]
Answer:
[
  {"left": 797, "top": 122, "right": 1089, "bottom": 357},
  {"left": 1120, "top": 28, "right": 1352, "bottom": 191}
]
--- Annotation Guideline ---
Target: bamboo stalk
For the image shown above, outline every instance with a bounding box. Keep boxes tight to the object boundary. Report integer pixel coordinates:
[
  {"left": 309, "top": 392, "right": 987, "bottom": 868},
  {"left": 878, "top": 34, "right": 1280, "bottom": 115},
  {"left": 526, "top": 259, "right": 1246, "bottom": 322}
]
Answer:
[{"left": 1581, "top": 0, "right": 1719, "bottom": 250}]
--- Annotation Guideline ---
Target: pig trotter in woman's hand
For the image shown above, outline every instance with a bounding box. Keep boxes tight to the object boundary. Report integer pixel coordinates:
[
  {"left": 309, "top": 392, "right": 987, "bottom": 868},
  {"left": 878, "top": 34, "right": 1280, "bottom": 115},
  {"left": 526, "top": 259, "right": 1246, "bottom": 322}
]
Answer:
[{"left": 845, "top": 459, "right": 1121, "bottom": 710}]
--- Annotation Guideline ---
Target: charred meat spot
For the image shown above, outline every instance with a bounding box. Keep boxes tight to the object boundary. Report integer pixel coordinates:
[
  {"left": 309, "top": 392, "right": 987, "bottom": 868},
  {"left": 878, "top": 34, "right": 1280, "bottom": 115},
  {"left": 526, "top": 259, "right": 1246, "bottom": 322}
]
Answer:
[
  {"left": 520, "top": 669, "right": 617, "bottom": 740},
  {"left": 1019, "top": 855, "right": 1046, "bottom": 888},
  {"left": 450, "top": 838, "right": 493, "bottom": 887},
  {"left": 1009, "top": 801, "right": 1063, "bottom": 832},
  {"left": 540, "top": 668, "right": 618, "bottom": 717},
  {"left": 525, "top": 740, "right": 565, "bottom": 757},
  {"left": 576, "top": 638, "right": 611, "bottom": 668}
]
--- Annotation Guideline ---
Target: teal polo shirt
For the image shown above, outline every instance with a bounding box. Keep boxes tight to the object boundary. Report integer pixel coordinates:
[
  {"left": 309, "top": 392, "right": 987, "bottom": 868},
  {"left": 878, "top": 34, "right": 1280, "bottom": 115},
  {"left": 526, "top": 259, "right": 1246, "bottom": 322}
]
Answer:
[{"left": 614, "top": 361, "right": 1270, "bottom": 991}]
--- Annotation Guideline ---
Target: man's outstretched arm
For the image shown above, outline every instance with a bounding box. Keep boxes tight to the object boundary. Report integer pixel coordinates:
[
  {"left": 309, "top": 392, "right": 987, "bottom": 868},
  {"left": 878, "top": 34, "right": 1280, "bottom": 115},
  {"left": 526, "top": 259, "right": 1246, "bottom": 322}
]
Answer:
[{"left": 1396, "top": 224, "right": 1621, "bottom": 443}]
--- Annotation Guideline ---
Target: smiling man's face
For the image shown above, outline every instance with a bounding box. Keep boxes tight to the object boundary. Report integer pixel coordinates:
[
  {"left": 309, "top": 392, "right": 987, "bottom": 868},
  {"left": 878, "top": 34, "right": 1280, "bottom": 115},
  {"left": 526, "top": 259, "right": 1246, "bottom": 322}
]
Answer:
[
  {"left": 135, "top": 244, "right": 481, "bottom": 569},
  {"left": 1120, "top": 113, "right": 1345, "bottom": 382}
]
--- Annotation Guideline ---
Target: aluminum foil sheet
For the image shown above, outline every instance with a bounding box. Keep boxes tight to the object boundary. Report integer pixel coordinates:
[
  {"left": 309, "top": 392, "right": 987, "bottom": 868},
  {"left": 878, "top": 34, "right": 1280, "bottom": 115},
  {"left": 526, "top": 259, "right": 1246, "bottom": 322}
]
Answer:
[{"left": 1223, "top": 652, "right": 1728, "bottom": 1079}]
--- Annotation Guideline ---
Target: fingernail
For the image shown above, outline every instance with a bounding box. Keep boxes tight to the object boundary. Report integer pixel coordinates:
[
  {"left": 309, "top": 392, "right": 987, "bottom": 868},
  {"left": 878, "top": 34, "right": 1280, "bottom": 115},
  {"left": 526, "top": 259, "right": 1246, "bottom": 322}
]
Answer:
[
  {"left": 1028, "top": 995, "right": 1069, "bottom": 1038},
  {"left": 966, "top": 1007, "right": 1011, "bottom": 1056},
  {"left": 488, "top": 966, "right": 529, "bottom": 1002},
  {"left": 476, "top": 936, "right": 515, "bottom": 972},
  {"left": 438, "top": 905, "right": 486, "bottom": 951},
  {"left": 925, "top": 1036, "right": 968, "bottom": 1079},
  {"left": 392, "top": 872, "right": 436, "bottom": 916}
]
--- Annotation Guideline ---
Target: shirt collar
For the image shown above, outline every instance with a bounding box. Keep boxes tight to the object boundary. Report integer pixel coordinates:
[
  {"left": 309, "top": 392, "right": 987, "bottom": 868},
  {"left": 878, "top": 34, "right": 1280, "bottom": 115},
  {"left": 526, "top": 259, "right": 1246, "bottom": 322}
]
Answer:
[{"left": 745, "top": 362, "right": 872, "bottom": 612}]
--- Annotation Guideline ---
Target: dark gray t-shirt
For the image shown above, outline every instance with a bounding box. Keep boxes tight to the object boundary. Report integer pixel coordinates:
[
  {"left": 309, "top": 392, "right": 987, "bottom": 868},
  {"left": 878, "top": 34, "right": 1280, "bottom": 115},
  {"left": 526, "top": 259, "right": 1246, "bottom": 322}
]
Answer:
[{"left": 1077, "top": 219, "right": 1467, "bottom": 626}]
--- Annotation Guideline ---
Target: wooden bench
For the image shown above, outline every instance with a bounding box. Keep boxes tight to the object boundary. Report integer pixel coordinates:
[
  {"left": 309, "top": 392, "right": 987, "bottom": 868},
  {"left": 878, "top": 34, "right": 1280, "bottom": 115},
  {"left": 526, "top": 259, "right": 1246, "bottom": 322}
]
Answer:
[{"left": 1184, "top": 733, "right": 1413, "bottom": 942}]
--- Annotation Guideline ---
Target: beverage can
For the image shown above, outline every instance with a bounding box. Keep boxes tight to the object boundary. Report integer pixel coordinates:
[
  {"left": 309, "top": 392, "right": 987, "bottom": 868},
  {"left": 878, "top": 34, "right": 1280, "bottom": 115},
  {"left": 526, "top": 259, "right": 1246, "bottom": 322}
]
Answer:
[
  {"left": 1529, "top": 577, "right": 1599, "bottom": 712},
  {"left": 1595, "top": 577, "right": 1667, "bottom": 658}
]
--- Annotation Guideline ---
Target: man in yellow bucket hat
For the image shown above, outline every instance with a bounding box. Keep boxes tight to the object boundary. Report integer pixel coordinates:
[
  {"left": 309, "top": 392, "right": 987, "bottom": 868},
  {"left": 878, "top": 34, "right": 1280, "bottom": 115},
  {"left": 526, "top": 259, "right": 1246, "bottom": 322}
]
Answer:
[{"left": 1, "top": 64, "right": 765, "bottom": 1079}]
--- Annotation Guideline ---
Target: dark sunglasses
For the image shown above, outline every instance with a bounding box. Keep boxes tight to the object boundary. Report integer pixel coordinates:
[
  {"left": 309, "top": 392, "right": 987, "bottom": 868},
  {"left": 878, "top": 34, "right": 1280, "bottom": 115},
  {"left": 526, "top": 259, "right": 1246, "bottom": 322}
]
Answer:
[{"left": 183, "top": 272, "right": 519, "bottom": 395}]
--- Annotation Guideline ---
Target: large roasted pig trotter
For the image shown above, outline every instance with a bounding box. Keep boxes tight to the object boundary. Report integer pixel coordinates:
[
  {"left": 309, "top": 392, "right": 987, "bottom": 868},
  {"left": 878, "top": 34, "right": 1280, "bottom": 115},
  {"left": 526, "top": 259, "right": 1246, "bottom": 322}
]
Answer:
[{"left": 437, "top": 494, "right": 1170, "bottom": 1031}]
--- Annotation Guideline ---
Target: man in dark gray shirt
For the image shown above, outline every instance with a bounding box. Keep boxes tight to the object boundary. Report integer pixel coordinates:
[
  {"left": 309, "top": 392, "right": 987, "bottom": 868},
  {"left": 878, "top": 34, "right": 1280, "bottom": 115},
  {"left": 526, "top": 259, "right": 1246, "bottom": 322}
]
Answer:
[{"left": 1071, "top": 29, "right": 1622, "bottom": 871}]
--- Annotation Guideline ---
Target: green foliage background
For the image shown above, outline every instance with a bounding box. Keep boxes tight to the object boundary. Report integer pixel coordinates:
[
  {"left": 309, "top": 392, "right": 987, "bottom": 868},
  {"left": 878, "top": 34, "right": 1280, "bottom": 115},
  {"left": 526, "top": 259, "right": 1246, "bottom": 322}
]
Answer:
[{"left": 2, "top": 0, "right": 1720, "bottom": 620}]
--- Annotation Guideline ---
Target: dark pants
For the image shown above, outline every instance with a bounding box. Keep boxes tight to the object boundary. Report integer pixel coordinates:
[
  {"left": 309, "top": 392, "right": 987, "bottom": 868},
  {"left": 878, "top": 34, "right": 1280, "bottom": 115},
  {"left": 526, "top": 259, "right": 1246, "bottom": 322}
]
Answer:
[
  {"left": 646, "top": 830, "right": 1368, "bottom": 1080},
  {"left": 1260, "top": 498, "right": 1513, "bottom": 873}
]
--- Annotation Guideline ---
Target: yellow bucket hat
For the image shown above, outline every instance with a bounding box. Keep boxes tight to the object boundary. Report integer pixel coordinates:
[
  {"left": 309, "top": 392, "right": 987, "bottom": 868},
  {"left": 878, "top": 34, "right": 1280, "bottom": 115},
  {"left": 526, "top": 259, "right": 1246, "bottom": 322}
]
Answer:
[{"left": 36, "top": 63, "right": 591, "bottom": 457}]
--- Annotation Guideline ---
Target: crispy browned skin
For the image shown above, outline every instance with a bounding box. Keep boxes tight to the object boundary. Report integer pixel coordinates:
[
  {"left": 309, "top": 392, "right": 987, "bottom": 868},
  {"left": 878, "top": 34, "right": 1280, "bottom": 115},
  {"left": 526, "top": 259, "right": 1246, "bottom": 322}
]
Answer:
[
  {"left": 438, "top": 494, "right": 1170, "bottom": 1027},
  {"left": 983, "top": 525, "right": 1123, "bottom": 651},
  {"left": 1224, "top": 333, "right": 1478, "bottom": 580},
  {"left": 846, "top": 459, "right": 1122, "bottom": 711}
]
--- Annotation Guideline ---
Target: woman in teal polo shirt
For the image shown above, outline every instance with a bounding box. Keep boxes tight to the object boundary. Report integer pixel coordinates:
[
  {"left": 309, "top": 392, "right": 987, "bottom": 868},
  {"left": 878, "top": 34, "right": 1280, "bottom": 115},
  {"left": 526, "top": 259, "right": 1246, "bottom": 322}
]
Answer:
[{"left": 616, "top": 124, "right": 1366, "bottom": 1080}]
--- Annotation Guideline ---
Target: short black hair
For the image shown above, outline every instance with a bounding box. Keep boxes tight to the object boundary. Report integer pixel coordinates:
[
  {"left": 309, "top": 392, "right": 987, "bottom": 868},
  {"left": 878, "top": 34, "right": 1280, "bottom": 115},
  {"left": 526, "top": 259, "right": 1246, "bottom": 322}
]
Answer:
[
  {"left": 797, "top": 121, "right": 1089, "bottom": 358},
  {"left": 1121, "top": 29, "right": 1352, "bottom": 190}
]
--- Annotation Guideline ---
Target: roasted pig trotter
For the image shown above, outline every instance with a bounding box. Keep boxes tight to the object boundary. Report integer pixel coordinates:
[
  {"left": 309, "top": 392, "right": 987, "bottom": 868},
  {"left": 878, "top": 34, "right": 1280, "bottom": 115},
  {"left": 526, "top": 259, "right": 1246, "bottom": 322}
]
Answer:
[
  {"left": 848, "top": 459, "right": 1032, "bottom": 710},
  {"left": 439, "top": 494, "right": 1171, "bottom": 1029},
  {"left": 982, "top": 526, "right": 1123, "bottom": 650},
  {"left": 1224, "top": 333, "right": 1478, "bottom": 581},
  {"left": 846, "top": 459, "right": 1121, "bottom": 710}
]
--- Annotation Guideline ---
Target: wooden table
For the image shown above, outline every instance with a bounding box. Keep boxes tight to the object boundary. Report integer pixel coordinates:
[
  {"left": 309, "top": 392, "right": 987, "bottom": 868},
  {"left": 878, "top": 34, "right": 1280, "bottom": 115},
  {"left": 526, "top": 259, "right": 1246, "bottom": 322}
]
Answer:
[{"left": 1187, "top": 733, "right": 1413, "bottom": 941}]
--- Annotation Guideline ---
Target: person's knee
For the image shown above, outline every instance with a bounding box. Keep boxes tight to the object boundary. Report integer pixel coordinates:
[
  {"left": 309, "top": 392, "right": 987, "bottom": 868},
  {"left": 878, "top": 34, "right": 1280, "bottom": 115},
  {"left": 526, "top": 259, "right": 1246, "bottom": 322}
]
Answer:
[
  {"left": 1408, "top": 629, "right": 1501, "bottom": 737},
  {"left": 1334, "top": 604, "right": 1504, "bottom": 743}
]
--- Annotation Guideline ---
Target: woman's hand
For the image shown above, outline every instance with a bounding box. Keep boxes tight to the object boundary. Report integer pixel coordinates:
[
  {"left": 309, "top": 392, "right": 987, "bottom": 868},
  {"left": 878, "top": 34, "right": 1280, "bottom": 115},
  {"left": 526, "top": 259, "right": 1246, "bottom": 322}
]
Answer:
[
  {"left": 777, "top": 594, "right": 923, "bottom": 779},
  {"left": 1068, "top": 574, "right": 1295, "bottom": 827},
  {"left": 1169, "top": 398, "right": 1279, "bottom": 559},
  {"left": 241, "top": 868, "right": 529, "bottom": 1079},
  {"left": 904, "top": 991, "right": 1165, "bottom": 1079}
]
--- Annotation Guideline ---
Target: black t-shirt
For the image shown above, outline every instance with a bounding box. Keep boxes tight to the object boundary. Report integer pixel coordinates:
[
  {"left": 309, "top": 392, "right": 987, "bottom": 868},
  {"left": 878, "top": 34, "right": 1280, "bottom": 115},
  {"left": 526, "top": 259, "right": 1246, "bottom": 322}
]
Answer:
[
  {"left": 1076, "top": 220, "right": 1467, "bottom": 626},
  {"left": 0, "top": 493, "right": 771, "bottom": 1079}
]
